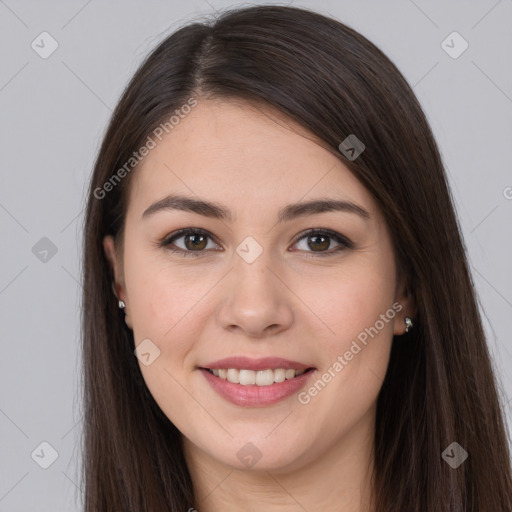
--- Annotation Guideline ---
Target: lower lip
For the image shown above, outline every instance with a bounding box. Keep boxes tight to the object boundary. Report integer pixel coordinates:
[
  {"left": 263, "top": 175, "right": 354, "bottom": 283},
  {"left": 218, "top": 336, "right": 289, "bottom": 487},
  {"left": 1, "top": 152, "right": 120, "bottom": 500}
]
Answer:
[{"left": 199, "top": 368, "right": 316, "bottom": 407}]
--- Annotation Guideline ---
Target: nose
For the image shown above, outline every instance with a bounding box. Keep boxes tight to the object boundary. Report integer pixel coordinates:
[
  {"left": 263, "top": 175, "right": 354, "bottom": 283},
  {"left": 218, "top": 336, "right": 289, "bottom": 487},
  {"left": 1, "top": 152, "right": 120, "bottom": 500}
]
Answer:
[{"left": 215, "top": 250, "right": 294, "bottom": 338}]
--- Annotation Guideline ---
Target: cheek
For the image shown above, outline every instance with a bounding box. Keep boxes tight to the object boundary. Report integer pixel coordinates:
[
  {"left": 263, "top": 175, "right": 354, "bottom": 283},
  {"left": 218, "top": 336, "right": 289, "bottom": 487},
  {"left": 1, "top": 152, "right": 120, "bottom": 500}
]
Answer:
[
  {"left": 128, "top": 269, "right": 186, "bottom": 344},
  {"left": 294, "top": 255, "right": 397, "bottom": 421},
  {"left": 123, "top": 252, "right": 203, "bottom": 425},
  {"left": 122, "top": 243, "right": 167, "bottom": 338},
  {"left": 302, "top": 259, "right": 395, "bottom": 341},
  {"left": 124, "top": 247, "right": 214, "bottom": 361},
  {"left": 297, "top": 254, "right": 397, "bottom": 398}
]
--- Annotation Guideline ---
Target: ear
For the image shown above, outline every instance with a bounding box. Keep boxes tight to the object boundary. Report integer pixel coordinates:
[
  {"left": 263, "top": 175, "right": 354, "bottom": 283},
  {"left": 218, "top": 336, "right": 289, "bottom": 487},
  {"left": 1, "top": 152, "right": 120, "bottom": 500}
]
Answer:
[
  {"left": 393, "top": 272, "right": 416, "bottom": 336},
  {"left": 103, "top": 235, "right": 127, "bottom": 305},
  {"left": 103, "top": 235, "right": 133, "bottom": 330}
]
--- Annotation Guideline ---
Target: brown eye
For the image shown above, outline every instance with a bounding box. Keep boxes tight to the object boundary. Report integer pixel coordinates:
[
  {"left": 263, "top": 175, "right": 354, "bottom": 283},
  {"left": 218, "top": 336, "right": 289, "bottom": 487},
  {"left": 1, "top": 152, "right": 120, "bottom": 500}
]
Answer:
[
  {"left": 183, "top": 233, "right": 208, "bottom": 251},
  {"left": 292, "top": 229, "right": 352, "bottom": 256},
  {"left": 306, "top": 234, "right": 330, "bottom": 251},
  {"left": 161, "top": 227, "right": 352, "bottom": 258},
  {"left": 161, "top": 228, "right": 219, "bottom": 257}
]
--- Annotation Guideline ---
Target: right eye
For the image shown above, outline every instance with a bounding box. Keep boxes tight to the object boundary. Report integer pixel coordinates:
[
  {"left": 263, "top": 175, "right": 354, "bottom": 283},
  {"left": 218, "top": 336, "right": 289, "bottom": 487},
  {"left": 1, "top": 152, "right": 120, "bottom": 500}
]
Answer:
[{"left": 160, "top": 228, "right": 221, "bottom": 257}]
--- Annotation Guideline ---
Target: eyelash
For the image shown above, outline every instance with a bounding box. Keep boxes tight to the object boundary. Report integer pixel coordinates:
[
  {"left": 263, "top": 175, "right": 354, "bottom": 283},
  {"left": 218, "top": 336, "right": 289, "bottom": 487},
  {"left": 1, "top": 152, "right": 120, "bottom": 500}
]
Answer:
[{"left": 159, "top": 228, "right": 353, "bottom": 258}]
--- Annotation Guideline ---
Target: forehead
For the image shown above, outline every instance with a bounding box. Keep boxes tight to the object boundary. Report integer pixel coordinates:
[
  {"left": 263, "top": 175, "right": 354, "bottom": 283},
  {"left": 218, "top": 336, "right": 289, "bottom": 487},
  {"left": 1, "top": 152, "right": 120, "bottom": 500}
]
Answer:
[{"left": 127, "top": 98, "right": 377, "bottom": 220}]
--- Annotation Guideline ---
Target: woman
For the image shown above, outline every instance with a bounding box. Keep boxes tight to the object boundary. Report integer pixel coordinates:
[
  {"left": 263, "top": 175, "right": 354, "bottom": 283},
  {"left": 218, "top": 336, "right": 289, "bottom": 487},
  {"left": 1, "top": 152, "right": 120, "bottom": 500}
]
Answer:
[{"left": 81, "top": 4, "right": 512, "bottom": 511}]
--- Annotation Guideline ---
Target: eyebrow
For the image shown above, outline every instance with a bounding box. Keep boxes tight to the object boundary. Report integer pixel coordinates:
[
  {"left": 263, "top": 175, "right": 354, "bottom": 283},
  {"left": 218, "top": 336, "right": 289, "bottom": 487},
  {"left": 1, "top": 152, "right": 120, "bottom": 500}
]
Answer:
[{"left": 141, "top": 194, "right": 370, "bottom": 223}]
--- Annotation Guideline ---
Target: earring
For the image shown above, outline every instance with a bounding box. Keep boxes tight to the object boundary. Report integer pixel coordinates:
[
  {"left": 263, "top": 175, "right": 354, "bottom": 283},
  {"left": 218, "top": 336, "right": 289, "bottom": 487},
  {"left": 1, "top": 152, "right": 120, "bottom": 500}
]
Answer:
[
  {"left": 118, "top": 300, "right": 126, "bottom": 309},
  {"left": 404, "top": 316, "right": 413, "bottom": 333}
]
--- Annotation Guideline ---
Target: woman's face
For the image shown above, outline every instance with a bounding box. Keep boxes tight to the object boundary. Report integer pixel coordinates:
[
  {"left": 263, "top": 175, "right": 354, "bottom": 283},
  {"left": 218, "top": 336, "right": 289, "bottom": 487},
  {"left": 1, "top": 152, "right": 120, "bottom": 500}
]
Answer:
[{"left": 104, "top": 98, "right": 413, "bottom": 474}]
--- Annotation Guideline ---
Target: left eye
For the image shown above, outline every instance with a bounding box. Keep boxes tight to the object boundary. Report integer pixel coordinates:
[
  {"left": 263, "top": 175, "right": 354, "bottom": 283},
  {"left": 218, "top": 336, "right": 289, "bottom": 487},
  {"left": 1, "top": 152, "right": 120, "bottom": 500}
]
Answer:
[
  {"left": 292, "top": 229, "right": 351, "bottom": 255},
  {"left": 161, "top": 228, "right": 352, "bottom": 257}
]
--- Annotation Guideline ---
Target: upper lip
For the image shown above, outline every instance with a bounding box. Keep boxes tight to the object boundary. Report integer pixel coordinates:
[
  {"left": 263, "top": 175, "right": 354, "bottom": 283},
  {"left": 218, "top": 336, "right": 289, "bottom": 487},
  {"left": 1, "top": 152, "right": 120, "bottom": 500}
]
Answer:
[{"left": 200, "top": 356, "right": 314, "bottom": 371}]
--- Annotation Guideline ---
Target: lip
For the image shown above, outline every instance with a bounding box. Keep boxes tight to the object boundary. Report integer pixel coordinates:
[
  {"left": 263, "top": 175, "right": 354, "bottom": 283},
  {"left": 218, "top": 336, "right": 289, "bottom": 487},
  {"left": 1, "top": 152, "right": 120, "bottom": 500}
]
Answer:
[
  {"left": 200, "top": 356, "right": 313, "bottom": 371},
  {"left": 199, "top": 367, "right": 317, "bottom": 407}
]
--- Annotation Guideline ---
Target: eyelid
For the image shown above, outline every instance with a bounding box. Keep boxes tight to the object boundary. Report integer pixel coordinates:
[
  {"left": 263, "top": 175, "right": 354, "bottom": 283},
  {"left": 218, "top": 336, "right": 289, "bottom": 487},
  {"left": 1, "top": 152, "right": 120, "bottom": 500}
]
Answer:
[{"left": 160, "top": 227, "right": 353, "bottom": 257}]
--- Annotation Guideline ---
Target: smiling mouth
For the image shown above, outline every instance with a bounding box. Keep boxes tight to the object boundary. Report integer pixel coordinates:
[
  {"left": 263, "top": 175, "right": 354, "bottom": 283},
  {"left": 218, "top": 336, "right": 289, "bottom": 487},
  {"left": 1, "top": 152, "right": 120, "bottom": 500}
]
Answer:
[{"left": 202, "top": 367, "right": 315, "bottom": 386}]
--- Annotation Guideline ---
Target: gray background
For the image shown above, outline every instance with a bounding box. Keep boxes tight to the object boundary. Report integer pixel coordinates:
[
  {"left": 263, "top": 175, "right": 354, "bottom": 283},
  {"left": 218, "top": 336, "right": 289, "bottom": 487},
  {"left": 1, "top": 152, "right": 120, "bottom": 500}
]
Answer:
[{"left": 1, "top": 0, "right": 511, "bottom": 510}]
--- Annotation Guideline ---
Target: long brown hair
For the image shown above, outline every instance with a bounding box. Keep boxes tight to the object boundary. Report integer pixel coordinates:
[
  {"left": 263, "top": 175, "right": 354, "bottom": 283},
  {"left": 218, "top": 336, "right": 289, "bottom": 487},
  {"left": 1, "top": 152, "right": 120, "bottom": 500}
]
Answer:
[{"left": 81, "top": 5, "right": 512, "bottom": 510}]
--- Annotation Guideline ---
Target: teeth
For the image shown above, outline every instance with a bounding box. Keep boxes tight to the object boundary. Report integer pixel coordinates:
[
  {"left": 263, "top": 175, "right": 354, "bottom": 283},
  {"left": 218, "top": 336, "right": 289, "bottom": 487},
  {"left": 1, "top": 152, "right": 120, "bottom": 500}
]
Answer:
[
  {"left": 209, "top": 368, "right": 307, "bottom": 386},
  {"left": 227, "top": 368, "right": 239, "bottom": 383},
  {"left": 239, "top": 369, "right": 256, "bottom": 385}
]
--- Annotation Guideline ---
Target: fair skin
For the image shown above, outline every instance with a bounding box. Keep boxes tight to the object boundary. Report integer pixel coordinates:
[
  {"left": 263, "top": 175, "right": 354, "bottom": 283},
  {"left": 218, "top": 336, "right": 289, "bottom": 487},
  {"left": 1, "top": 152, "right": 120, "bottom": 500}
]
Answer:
[{"left": 104, "top": 98, "right": 414, "bottom": 512}]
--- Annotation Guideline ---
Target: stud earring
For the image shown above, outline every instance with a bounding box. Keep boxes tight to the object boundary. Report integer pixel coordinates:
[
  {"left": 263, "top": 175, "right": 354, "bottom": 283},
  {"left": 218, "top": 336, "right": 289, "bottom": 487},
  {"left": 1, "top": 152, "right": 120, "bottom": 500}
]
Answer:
[
  {"left": 118, "top": 300, "right": 126, "bottom": 309},
  {"left": 404, "top": 316, "right": 413, "bottom": 333}
]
